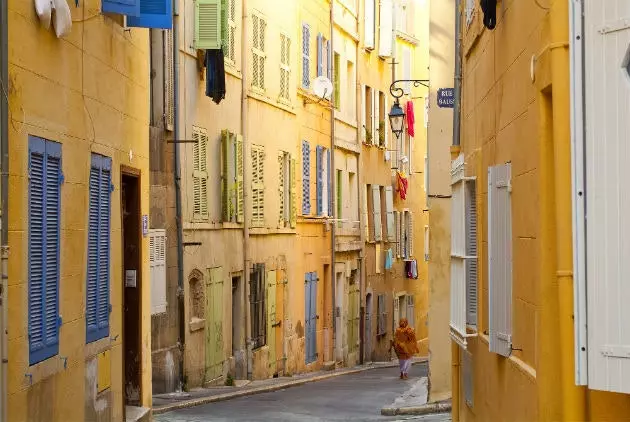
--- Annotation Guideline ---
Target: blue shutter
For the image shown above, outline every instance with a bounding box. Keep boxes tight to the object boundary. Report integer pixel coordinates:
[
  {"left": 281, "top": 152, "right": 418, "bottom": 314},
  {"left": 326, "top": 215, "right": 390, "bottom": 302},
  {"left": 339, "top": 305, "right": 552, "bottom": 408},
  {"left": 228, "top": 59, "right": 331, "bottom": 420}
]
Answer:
[
  {"left": 87, "top": 154, "right": 112, "bottom": 343},
  {"left": 102, "top": 0, "right": 140, "bottom": 16},
  {"left": 317, "top": 34, "right": 323, "bottom": 77},
  {"left": 127, "top": 0, "right": 173, "bottom": 29},
  {"left": 326, "top": 40, "right": 332, "bottom": 80},
  {"left": 28, "top": 137, "right": 61, "bottom": 366},
  {"left": 302, "top": 141, "right": 311, "bottom": 215},
  {"left": 302, "top": 24, "right": 310, "bottom": 89},
  {"left": 304, "top": 273, "right": 311, "bottom": 363},
  {"left": 310, "top": 272, "right": 317, "bottom": 362},
  {"left": 316, "top": 146, "right": 323, "bottom": 215},
  {"left": 327, "top": 149, "right": 332, "bottom": 217}
]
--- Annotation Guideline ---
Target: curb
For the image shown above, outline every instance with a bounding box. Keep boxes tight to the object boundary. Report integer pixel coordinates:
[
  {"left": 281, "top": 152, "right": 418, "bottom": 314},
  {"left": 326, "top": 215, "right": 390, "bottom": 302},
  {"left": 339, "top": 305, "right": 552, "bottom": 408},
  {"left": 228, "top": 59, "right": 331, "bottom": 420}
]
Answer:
[
  {"left": 153, "top": 359, "right": 427, "bottom": 415},
  {"left": 381, "top": 400, "right": 452, "bottom": 417}
]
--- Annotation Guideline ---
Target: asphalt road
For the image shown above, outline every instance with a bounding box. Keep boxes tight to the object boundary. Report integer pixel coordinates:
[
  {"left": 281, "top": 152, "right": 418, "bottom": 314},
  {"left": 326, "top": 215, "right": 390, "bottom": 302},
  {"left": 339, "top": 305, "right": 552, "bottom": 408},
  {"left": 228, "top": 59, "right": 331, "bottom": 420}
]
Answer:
[{"left": 154, "top": 365, "right": 451, "bottom": 422}]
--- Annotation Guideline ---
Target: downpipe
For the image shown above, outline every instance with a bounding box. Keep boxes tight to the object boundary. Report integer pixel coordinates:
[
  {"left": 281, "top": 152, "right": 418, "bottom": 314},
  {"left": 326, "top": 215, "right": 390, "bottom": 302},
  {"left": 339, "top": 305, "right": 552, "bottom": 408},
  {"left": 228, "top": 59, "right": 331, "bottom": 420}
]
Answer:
[{"left": 1, "top": 0, "right": 8, "bottom": 419}]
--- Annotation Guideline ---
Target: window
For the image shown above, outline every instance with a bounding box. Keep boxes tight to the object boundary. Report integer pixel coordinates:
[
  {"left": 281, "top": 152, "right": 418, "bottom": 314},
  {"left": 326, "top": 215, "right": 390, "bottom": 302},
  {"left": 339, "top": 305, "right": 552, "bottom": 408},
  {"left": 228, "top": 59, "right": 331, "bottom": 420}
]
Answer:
[
  {"left": 378, "top": 0, "right": 393, "bottom": 57},
  {"left": 377, "top": 293, "right": 387, "bottom": 336},
  {"left": 385, "top": 186, "right": 395, "bottom": 242},
  {"left": 362, "top": 86, "right": 373, "bottom": 144},
  {"left": 86, "top": 154, "right": 112, "bottom": 343},
  {"left": 305, "top": 272, "right": 318, "bottom": 364},
  {"left": 302, "top": 23, "right": 310, "bottom": 89},
  {"left": 395, "top": 210, "right": 402, "bottom": 258},
  {"left": 193, "top": 0, "right": 221, "bottom": 49},
  {"left": 250, "top": 264, "right": 266, "bottom": 349},
  {"left": 316, "top": 146, "right": 331, "bottom": 216},
  {"left": 364, "top": 0, "right": 375, "bottom": 49},
  {"left": 336, "top": 169, "right": 343, "bottom": 227},
  {"left": 395, "top": 0, "right": 407, "bottom": 34},
  {"left": 349, "top": 171, "right": 358, "bottom": 228},
  {"left": 221, "top": 130, "right": 244, "bottom": 223},
  {"left": 280, "top": 33, "right": 291, "bottom": 101},
  {"left": 278, "top": 151, "right": 295, "bottom": 228},
  {"left": 252, "top": 13, "right": 267, "bottom": 90},
  {"left": 301, "top": 141, "right": 311, "bottom": 215},
  {"left": 370, "top": 185, "right": 382, "bottom": 241},
  {"left": 226, "top": 0, "right": 237, "bottom": 63},
  {"left": 317, "top": 34, "right": 331, "bottom": 79},
  {"left": 251, "top": 145, "right": 265, "bottom": 227},
  {"left": 150, "top": 229, "right": 167, "bottom": 315},
  {"left": 28, "top": 136, "right": 62, "bottom": 365},
  {"left": 402, "top": 209, "right": 414, "bottom": 259},
  {"left": 378, "top": 91, "right": 387, "bottom": 147},
  {"left": 488, "top": 163, "right": 511, "bottom": 357},
  {"left": 192, "top": 126, "right": 209, "bottom": 220},
  {"left": 346, "top": 60, "right": 355, "bottom": 120},
  {"left": 333, "top": 53, "right": 340, "bottom": 109}
]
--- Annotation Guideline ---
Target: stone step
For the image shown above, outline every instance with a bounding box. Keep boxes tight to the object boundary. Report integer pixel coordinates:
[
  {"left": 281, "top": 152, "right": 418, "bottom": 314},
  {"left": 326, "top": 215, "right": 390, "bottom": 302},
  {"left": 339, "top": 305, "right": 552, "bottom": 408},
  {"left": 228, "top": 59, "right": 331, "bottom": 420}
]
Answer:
[{"left": 125, "top": 406, "right": 151, "bottom": 422}]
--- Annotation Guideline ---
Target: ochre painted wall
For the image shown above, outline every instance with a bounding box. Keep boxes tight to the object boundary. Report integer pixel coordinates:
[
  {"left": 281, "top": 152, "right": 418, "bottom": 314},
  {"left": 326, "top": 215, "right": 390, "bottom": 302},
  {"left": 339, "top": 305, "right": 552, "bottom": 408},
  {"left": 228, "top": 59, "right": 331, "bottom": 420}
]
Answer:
[{"left": 7, "top": 1, "right": 151, "bottom": 420}]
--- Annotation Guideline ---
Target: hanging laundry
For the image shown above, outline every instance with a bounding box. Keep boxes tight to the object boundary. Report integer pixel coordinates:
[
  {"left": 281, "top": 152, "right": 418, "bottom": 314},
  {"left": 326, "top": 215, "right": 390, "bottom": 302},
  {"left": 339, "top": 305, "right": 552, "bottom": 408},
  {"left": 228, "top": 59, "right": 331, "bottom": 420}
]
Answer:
[
  {"left": 481, "top": 0, "right": 497, "bottom": 30},
  {"left": 205, "top": 49, "right": 226, "bottom": 104},
  {"left": 397, "top": 171, "right": 408, "bottom": 200},
  {"left": 385, "top": 249, "right": 394, "bottom": 270},
  {"left": 406, "top": 101, "right": 415, "bottom": 138},
  {"left": 405, "top": 260, "right": 418, "bottom": 279},
  {"left": 52, "top": 0, "right": 72, "bottom": 38},
  {"left": 35, "top": 0, "right": 52, "bottom": 30}
]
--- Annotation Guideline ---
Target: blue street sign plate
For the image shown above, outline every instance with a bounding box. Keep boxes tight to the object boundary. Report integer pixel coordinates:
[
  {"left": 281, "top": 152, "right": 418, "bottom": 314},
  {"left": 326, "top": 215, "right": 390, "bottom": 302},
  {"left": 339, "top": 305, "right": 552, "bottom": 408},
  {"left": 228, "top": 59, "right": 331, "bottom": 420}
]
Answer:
[{"left": 437, "top": 88, "right": 455, "bottom": 108}]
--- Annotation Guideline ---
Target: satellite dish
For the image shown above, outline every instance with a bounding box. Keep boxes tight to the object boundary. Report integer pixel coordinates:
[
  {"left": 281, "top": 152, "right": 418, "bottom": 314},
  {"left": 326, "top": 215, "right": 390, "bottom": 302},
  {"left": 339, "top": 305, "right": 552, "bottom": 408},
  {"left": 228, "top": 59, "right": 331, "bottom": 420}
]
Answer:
[{"left": 312, "top": 76, "right": 333, "bottom": 101}]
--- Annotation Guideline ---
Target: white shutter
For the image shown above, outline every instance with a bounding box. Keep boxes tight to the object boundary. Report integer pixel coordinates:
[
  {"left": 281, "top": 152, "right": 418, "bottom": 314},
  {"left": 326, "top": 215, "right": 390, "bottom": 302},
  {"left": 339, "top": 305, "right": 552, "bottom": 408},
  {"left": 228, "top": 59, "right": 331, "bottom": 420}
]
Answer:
[
  {"left": 488, "top": 164, "right": 512, "bottom": 357},
  {"left": 465, "top": 181, "right": 478, "bottom": 327},
  {"left": 163, "top": 30, "right": 175, "bottom": 131},
  {"left": 378, "top": 0, "right": 393, "bottom": 57},
  {"left": 365, "top": 0, "right": 375, "bottom": 49},
  {"left": 581, "top": 0, "right": 630, "bottom": 393},
  {"left": 361, "top": 85, "right": 366, "bottom": 143},
  {"left": 150, "top": 230, "right": 167, "bottom": 315},
  {"left": 406, "top": 211, "right": 414, "bottom": 257},
  {"left": 385, "top": 186, "right": 395, "bottom": 242},
  {"left": 372, "top": 185, "right": 382, "bottom": 241},
  {"left": 395, "top": 211, "right": 401, "bottom": 258},
  {"left": 406, "top": 295, "right": 414, "bottom": 328},
  {"left": 363, "top": 184, "right": 370, "bottom": 240}
]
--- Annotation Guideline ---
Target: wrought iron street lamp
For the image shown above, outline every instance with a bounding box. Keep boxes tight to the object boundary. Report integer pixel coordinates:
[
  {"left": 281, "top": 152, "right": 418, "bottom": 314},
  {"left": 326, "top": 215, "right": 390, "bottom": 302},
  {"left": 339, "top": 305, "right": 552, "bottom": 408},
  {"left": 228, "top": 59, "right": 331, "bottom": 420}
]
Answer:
[{"left": 387, "top": 79, "right": 428, "bottom": 140}]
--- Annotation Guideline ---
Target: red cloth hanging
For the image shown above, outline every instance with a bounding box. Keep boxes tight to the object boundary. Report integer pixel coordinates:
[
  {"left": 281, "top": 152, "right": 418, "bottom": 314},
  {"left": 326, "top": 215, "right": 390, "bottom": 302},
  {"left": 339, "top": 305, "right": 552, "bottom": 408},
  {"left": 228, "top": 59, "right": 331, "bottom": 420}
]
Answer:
[
  {"left": 397, "top": 172, "right": 408, "bottom": 200},
  {"left": 406, "top": 101, "right": 415, "bottom": 138}
]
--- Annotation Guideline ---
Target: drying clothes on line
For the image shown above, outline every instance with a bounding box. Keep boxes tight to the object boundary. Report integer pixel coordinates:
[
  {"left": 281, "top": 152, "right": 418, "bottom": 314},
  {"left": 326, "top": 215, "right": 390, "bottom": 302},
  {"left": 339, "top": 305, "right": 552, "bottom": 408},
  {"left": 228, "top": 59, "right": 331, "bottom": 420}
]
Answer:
[
  {"left": 405, "top": 260, "right": 418, "bottom": 279},
  {"left": 385, "top": 249, "right": 394, "bottom": 270},
  {"left": 406, "top": 101, "right": 415, "bottom": 138},
  {"left": 397, "top": 171, "right": 408, "bottom": 200},
  {"left": 481, "top": 0, "right": 497, "bottom": 30},
  {"left": 205, "top": 49, "right": 226, "bottom": 104}
]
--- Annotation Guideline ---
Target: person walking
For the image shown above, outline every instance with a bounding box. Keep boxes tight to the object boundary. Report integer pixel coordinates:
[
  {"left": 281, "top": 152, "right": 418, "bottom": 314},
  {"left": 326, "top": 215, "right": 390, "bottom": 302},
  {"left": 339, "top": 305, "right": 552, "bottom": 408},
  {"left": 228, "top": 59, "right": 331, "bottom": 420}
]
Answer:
[{"left": 391, "top": 318, "right": 419, "bottom": 380}]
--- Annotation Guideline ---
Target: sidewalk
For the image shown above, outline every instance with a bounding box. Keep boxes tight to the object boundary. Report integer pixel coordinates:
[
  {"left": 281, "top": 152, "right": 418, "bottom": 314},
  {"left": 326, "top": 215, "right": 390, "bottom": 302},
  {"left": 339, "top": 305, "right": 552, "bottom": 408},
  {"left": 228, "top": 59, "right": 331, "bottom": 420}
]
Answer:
[
  {"left": 381, "top": 377, "right": 452, "bottom": 417},
  {"left": 152, "top": 358, "right": 427, "bottom": 415}
]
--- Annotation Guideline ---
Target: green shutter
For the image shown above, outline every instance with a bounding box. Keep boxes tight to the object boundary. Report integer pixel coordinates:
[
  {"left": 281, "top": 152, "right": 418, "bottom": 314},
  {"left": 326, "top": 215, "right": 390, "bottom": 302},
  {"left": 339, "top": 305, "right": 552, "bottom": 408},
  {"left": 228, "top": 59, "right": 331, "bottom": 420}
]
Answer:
[
  {"left": 221, "top": 130, "right": 229, "bottom": 221},
  {"left": 205, "top": 267, "right": 224, "bottom": 381},
  {"left": 195, "top": 0, "right": 222, "bottom": 50}
]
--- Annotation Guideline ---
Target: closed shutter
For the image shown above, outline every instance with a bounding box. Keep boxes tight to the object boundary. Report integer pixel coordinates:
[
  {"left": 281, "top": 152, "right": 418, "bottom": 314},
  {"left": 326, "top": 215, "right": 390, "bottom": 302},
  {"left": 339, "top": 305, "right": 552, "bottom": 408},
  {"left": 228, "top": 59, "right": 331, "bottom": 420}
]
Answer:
[
  {"left": 372, "top": 185, "right": 382, "bottom": 241},
  {"left": 326, "top": 40, "right": 332, "bottom": 80},
  {"left": 280, "top": 34, "right": 291, "bottom": 101},
  {"left": 385, "top": 186, "right": 395, "bottom": 242},
  {"left": 290, "top": 158, "right": 297, "bottom": 228},
  {"left": 466, "top": 181, "right": 478, "bottom": 327},
  {"left": 317, "top": 34, "right": 323, "bottom": 77},
  {"left": 278, "top": 153, "right": 286, "bottom": 227},
  {"left": 377, "top": 294, "right": 386, "bottom": 335},
  {"left": 194, "top": 0, "right": 221, "bottom": 49},
  {"left": 87, "top": 154, "right": 113, "bottom": 343},
  {"left": 163, "top": 30, "right": 175, "bottom": 131},
  {"left": 400, "top": 209, "right": 406, "bottom": 258},
  {"left": 221, "top": 130, "right": 230, "bottom": 221},
  {"left": 127, "top": 0, "right": 173, "bottom": 29},
  {"left": 236, "top": 134, "right": 244, "bottom": 223},
  {"left": 383, "top": 95, "right": 389, "bottom": 149},
  {"left": 327, "top": 149, "right": 332, "bottom": 217},
  {"left": 102, "top": 0, "right": 139, "bottom": 16},
  {"left": 192, "top": 127, "right": 209, "bottom": 220},
  {"left": 252, "top": 14, "right": 267, "bottom": 90},
  {"left": 150, "top": 230, "right": 167, "bottom": 315},
  {"left": 304, "top": 273, "right": 311, "bottom": 363},
  {"left": 322, "top": 149, "right": 329, "bottom": 217},
  {"left": 28, "top": 137, "right": 62, "bottom": 365},
  {"left": 406, "top": 295, "right": 415, "bottom": 328},
  {"left": 395, "top": 211, "right": 401, "bottom": 257},
  {"left": 364, "top": 0, "right": 375, "bottom": 49},
  {"left": 226, "top": 0, "right": 237, "bottom": 62},
  {"left": 316, "top": 146, "right": 324, "bottom": 215},
  {"left": 488, "top": 164, "right": 512, "bottom": 357},
  {"left": 310, "top": 273, "right": 318, "bottom": 362},
  {"left": 302, "top": 141, "right": 311, "bottom": 215},
  {"left": 302, "top": 23, "right": 310, "bottom": 88},
  {"left": 251, "top": 146, "right": 265, "bottom": 227},
  {"left": 406, "top": 211, "right": 414, "bottom": 257},
  {"left": 370, "top": 90, "right": 376, "bottom": 145},
  {"left": 363, "top": 185, "right": 370, "bottom": 240},
  {"left": 374, "top": 91, "right": 380, "bottom": 146},
  {"left": 378, "top": 0, "right": 393, "bottom": 57}
]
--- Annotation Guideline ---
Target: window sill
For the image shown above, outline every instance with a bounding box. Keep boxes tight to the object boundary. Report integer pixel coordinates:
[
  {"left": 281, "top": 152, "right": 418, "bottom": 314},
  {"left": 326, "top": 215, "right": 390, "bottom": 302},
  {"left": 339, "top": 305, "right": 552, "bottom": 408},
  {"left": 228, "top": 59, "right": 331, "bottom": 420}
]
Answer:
[
  {"left": 23, "top": 354, "right": 67, "bottom": 389},
  {"left": 298, "top": 88, "right": 333, "bottom": 107},
  {"left": 249, "top": 227, "right": 297, "bottom": 235},
  {"left": 248, "top": 90, "right": 297, "bottom": 115},
  {"left": 226, "top": 64, "right": 242, "bottom": 80},
  {"left": 335, "top": 114, "right": 358, "bottom": 129},
  {"left": 184, "top": 221, "right": 243, "bottom": 230},
  {"left": 85, "top": 336, "right": 117, "bottom": 359}
]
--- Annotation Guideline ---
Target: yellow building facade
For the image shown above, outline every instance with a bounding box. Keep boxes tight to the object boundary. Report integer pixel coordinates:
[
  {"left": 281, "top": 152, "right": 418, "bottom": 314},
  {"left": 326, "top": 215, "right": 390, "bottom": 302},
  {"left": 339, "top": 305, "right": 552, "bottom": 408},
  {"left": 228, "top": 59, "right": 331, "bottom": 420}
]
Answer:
[
  {"left": 6, "top": 0, "right": 152, "bottom": 421},
  {"left": 445, "top": 0, "right": 630, "bottom": 420}
]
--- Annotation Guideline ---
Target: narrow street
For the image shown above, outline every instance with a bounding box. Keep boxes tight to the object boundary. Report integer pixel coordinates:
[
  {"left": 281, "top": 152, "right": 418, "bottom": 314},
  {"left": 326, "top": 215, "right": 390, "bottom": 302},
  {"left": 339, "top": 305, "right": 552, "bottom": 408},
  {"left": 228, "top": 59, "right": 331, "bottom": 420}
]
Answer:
[{"left": 154, "top": 366, "right": 451, "bottom": 422}]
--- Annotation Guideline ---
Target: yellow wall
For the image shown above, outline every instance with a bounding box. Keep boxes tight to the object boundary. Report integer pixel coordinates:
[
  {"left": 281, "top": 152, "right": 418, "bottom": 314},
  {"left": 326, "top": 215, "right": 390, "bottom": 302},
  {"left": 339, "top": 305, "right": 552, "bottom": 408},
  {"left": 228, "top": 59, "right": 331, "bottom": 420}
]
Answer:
[{"left": 7, "top": 0, "right": 151, "bottom": 420}]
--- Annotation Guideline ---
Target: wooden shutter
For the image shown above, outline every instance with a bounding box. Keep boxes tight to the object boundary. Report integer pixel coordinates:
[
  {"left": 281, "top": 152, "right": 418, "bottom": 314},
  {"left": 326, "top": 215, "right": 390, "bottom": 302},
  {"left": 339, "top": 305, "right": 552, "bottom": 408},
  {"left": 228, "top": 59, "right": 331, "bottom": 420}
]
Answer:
[
  {"left": 374, "top": 91, "right": 380, "bottom": 146},
  {"left": 280, "top": 34, "right": 291, "bottom": 101},
  {"left": 406, "top": 211, "right": 414, "bottom": 257},
  {"left": 465, "top": 181, "right": 478, "bottom": 327},
  {"left": 301, "top": 141, "right": 311, "bottom": 215},
  {"left": 363, "top": 185, "right": 370, "bottom": 240},
  {"left": 236, "top": 134, "right": 244, "bottom": 223},
  {"left": 251, "top": 146, "right": 265, "bottom": 227},
  {"left": 226, "top": 0, "right": 237, "bottom": 62},
  {"left": 385, "top": 186, "right": 395, "bottom": 242},
  {"left": 192, "top": 127, "right": 209, "bottom": 220},
  {"left": 424, "top": 225, "right": 429, "bottom": 262},
  {"left": 322, "top": 149, "right": 329, "bottom": 217},
  {"left": 327, "top": 150, "right": 332, "bottom": 217},
  {"left": 150, "top": 229, "right": 167, "bottom": 315},
  {"left": 101, "top": 0, "right": 139, "bottom": 16},
  {"left": 400, "top": 209, "right": 406, "bottom": 258},
  {"left": 164, "top": 30, "right": 175, "bottom": 131},
  {"left": 221, "top": 130, "right": 230, "bottom": 221},
  {"left": 267, "top": 270, "right": 277, "bottom": 372},
  {"left": 304, "top": 273, "right": 312, "bottom": 363},
  {"left": 378, "top": 0, "right": 393, "bottom": 57},
  {"left": 317, "top": 33, "right": 323, "bottom": 77},
  {"left": 205, "top": 267, "right": 224, "bottom": 380},
  {"left": 370, "top": 90, "right": 376, "bottom": 145},
  {"left": 278, "top": 153, "right": 286, "bottom": 227},
  {"left": 326, "top": 40, "right": 332, "bottom": 80},
  {"left": 252, "top": 14, "right": 267, "bottom": 90},
  {"left": 302, "top": 23, "right": 310, "bottom": 88},
  {"left": 87, "top": 154, "right": 113, "bottom": 343},
  {"left": 383, "top": 94, "right": 389, "bottom": 149},
  {"left": 364, "top": 0, "right": 375, "bottom": 49},
  {"left": 488, "top": 164, "right": 512, "bottom": 357},
  {"left": 316, "top": 146, "right": 323, "bottom": 215},
  {"left": 395, "top": 211, "right": 401, "bottom": 257},
  {"left": 310, "top": 273, "right": 318, "bottom": 362},
  {"left": 28, "top": 137, "right": 61, "bottom": 365},
  {"left": 127, "top": 0, "right": 173, "bottom": 29},
  {"left": 195, "top": 0, "right": 222, "bottom": 50},
  {"left": 372, "top": 185, "right": 382, "bottom": 241},
  {"left": 290, "top": 158, "right": 297, "bottom": 228},
  {"left": 406, "top": 295, "right": 415, "bottom": 328}
]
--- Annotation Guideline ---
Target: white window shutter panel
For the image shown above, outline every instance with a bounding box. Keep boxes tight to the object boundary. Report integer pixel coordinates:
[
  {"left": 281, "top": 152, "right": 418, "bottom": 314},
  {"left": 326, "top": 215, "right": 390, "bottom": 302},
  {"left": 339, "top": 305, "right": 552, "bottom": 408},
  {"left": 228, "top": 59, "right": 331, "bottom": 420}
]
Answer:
[
  {"left": 395, "top": 211, "right": 401, "bottom": 258},
  {"left": 385, "top": 186, "right": 395, "bottom": 242},
  {"left": 364, "top": 0, "right": 375, "bottom": 49},
  {"left": 372, "top": 185, "right": 382, "bottom": 241},
  {"left": 450, "top": 177, "right": 467, "bottom": 342},
  {"left": 236, "top": 134, "right": 244, "bottom": 223},
  {"left": 150, "top": 230, "right": 167, "bottom": 315},
  {"left": 163, "top": 30, "right": 175, "bottom": 131},
  {"left": 378, "top": 0, "right": 393, "bottom": 57},
  {"left": 465, "top": 181, "right": 478, "bottom": 327},
  {"left": 363, "top": 184, "right": 370, "bottom": 240},
  {"left": 488, "top": 164, "right": 512, "bottom": 357},
  {"left": 361, "top": 85, "right": 366, "bottom": 143},
  {"left": 407, "top": 211, "right": 414, "bottom": 257}
]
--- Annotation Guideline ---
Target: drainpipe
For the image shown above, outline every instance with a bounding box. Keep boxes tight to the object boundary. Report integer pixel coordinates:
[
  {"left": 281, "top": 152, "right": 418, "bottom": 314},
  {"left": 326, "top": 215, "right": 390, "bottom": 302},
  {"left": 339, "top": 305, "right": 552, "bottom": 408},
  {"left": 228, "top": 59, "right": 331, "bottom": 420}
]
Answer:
[
  {"left": 241, "top": 0, "right": 252, "bottom": 380},
  {"left": 172, "top": 2, "right": 186, "bottom": 392},
  {"left": 450, "top": 1, "right": 462, "bottom": 420},
  {"left": 549, "top": 0, "right": 586, "bottom": 419},
  {"left": 0, "top": 0, "right": 8, "bottom": 419},
  {"left": 330, "top": 0, "right": 337, "bottom": 364}
]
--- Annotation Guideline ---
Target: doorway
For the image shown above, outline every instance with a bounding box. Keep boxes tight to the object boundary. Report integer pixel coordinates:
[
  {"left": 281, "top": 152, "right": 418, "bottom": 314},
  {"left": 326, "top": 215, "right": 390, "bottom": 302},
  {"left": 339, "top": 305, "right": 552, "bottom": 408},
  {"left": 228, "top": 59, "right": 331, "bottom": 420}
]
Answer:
[
  {"left": 122, "top": 171, "right": 142, "bottom": 406},
  {"left": 365, "top": 293, "right": 373, "bottom": 363},
  {"left": 335, "top": 272, "right": 344, "bottom": 361},
  {"left": 231, "top": 275, "right": 245, "bottom": 379}
]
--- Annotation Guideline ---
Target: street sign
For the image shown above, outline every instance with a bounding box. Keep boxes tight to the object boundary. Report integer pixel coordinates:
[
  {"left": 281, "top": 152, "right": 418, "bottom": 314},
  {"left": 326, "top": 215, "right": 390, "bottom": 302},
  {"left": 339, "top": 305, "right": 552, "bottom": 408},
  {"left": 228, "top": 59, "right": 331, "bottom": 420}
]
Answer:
[{"left": 437, "top": 88, "right": 455, "bottom": 108}]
